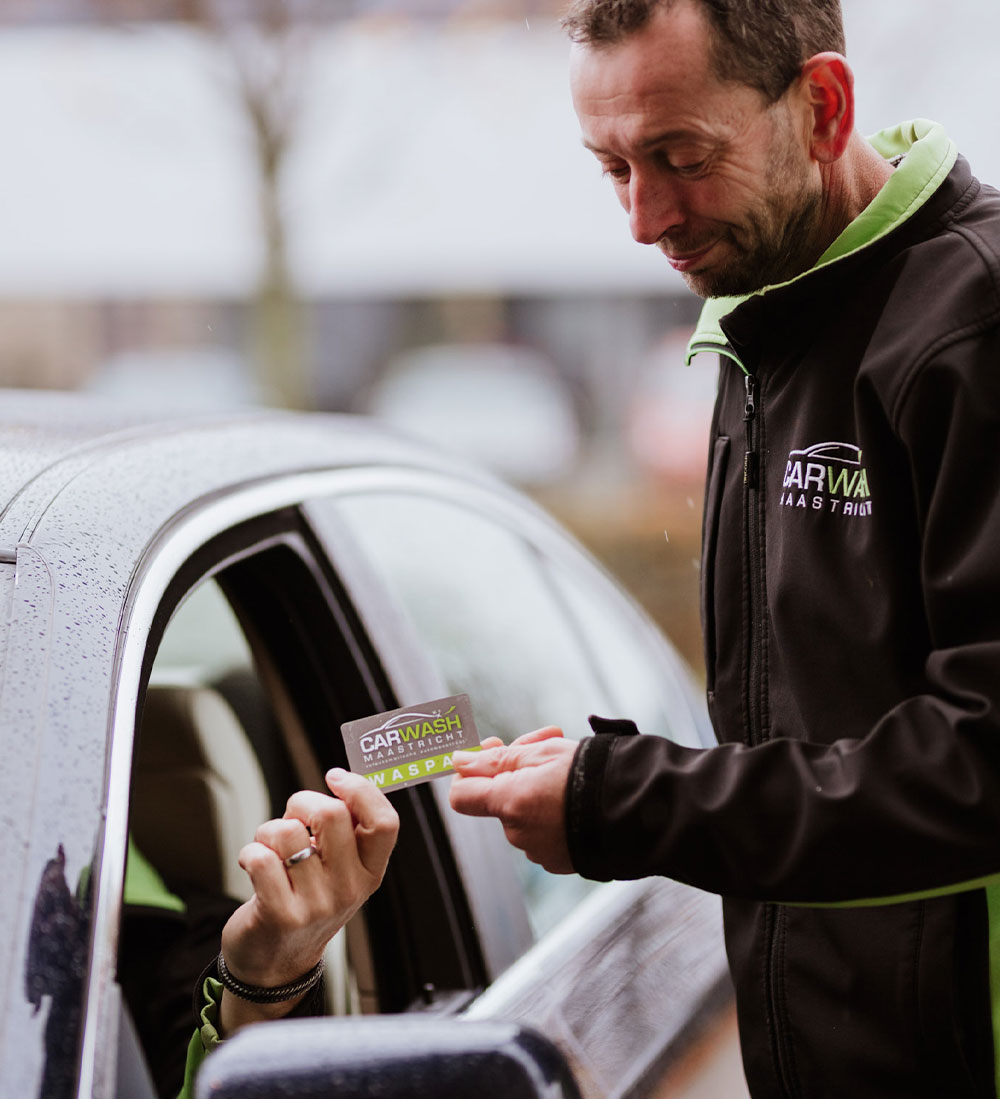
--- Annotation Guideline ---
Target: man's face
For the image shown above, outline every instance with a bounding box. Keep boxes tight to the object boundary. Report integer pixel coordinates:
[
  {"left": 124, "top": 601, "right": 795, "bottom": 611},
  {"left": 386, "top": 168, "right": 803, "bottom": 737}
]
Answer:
[{"left": 570, "top": 0, "right": 823, "bottom": 297}]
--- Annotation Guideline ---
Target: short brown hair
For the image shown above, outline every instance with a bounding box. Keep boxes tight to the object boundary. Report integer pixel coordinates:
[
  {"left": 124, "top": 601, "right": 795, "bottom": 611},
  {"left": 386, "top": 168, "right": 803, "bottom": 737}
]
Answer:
[{"left": 562, "top": 0, "right": 846, "bottom": 103}]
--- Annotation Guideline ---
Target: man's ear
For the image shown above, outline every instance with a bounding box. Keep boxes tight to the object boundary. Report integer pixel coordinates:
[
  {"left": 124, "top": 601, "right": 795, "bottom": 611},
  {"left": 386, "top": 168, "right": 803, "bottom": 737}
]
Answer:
[{"left": 797, "top": 52, "right": 854, "bottom": 164}]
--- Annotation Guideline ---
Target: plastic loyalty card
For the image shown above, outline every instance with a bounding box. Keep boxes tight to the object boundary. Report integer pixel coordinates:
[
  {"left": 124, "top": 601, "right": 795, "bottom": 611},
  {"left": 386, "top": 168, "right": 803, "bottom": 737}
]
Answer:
[{"left": 340, "top": 693, "right": 480, "bottom": 792}]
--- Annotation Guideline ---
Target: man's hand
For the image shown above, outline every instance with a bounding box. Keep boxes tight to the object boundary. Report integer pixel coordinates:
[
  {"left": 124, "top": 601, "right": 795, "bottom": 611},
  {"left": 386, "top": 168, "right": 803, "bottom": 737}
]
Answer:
[
  {"left": 449, "top": 727, "right": 577, "bottom": 874},
  {"left": 219, "top": 768, "right": 398, "bottom": 1034}
]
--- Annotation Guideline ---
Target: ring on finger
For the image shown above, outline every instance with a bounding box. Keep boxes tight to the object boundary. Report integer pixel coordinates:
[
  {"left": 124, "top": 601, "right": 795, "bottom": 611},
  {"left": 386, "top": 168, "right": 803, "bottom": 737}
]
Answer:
[{"left": 283, "top": 845, "right": 315, "bottom": 869}]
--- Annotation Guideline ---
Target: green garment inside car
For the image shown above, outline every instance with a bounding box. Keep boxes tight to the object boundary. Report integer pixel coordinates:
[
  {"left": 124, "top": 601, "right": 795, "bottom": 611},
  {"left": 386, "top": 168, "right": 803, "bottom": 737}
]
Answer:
[{"left": 124, "top": 839, "right": 221, "bottom": 1099}]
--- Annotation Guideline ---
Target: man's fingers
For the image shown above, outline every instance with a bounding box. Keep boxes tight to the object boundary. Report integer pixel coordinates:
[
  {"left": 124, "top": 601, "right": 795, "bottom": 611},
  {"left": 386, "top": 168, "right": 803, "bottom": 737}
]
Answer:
[
  {"left": 454, "top": 728, "right": 566, "bottom": 776},
  {"left": 510, "top": 726, "right": 565, "bottom": 746},
  {"left": 449, "top": 736, "right": 577, "bottom": 869},
  {"left": 449, "top": 774, "right": 508, "bottom": 818},
  {"left": 452, "top": 744, "right": 507, "bottom": 777},
  {"left": 450, "top": 760, "right": 565, "bottom": 832},
  {"left": 325, "top": 769, "right": 399, "bottom": 880},
  {"left": 453, "top": 731, "right": 570, "bottom": 777}
]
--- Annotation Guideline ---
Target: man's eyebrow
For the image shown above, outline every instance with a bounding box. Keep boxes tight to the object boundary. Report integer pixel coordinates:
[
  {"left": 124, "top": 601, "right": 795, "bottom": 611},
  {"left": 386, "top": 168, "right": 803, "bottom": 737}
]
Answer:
[
  {"left": 638, "top": 129, "right": 706, "bottom": 149},
  {"left": 581, "top": 129, "right": 709, "bottom": 155}
]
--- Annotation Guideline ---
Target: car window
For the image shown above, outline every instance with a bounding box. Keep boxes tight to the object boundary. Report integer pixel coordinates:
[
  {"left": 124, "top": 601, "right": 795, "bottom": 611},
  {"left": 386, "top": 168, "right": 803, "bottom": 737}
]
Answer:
[
  {"left": 333, "top": 494, "right": 615, "bottom": 747},
  {"left": 329, "top": 489, "right": 695, "bottom": 936},
  {"left": 119, "top": 524, "right": 498, "bottom": 1096},
  {"left": 121, "top": 574, "right": 307, "bottom": 1096},
  {"left": 147, "top": 578, "right": 254, "bottom": 685},
  {"left": 542, "top": 556, "right": 706, "bottom": 749},
  {"left": 139, "top": 575, "right": 307, "bottom": 825}
]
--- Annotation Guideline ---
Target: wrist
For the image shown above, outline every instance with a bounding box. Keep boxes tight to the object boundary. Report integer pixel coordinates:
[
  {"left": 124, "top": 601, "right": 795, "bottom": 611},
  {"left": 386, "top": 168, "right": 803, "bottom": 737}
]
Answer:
[
  {"left": 214, "top": 952, "right": 325, "bottom": 1036},
  {"left": 217, "top": 951, "right": 325, "bottom": 1001},
  {"left": 219, "top": 987, "right": 307, "bottom": 1036}
]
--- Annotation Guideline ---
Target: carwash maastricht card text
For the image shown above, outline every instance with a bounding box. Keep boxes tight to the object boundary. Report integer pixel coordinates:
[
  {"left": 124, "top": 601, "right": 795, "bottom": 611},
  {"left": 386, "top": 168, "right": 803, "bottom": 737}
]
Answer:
[{"left": 340, "top": 693, "right": 480, "bottom": 792}]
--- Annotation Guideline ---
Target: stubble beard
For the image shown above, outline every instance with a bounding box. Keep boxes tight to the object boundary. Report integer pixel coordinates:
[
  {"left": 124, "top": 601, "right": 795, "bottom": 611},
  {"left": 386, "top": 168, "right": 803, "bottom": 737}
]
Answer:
[
  {"left": 679, "top": 116, "right": 825, "bottom": 300},
  {"left": 681, "top": 186, "right": 824, "bottom": 299}
]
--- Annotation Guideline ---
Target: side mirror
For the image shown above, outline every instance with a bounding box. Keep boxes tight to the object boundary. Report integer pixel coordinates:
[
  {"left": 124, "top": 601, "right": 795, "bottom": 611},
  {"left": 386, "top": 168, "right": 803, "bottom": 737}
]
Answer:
[{"left": 194, "top": 1016, "right": 583, "bottom": 1099}]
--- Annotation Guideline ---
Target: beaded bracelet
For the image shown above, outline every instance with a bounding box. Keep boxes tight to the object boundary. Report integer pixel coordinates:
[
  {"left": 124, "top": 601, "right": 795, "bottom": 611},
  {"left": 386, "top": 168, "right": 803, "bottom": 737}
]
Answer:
[{"left": 216, "top": 952, "right": 325, "bottom": 1004}]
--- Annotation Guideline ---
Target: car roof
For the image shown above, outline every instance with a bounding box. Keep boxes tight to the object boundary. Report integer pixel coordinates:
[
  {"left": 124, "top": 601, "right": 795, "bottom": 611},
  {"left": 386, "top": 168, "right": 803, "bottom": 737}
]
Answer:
[{"left": 0, "top": 389, "right": 505, "bottom": 543}]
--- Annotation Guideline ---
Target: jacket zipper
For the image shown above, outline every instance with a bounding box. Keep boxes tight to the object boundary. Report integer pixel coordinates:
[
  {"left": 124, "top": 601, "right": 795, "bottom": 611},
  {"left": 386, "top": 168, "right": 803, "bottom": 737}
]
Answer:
[
  {"left": 743, "top": 368, "right": 796, "bottom": 1098},
  {"left": 743, "top": 371, "right": 761, "bottom": 748}
]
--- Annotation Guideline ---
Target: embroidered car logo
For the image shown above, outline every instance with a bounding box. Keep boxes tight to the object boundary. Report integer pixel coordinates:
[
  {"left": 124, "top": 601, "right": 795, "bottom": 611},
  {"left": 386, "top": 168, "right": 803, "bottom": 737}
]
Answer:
[{"left": 780, "top": 441, "right": 873, "bottom": 517}]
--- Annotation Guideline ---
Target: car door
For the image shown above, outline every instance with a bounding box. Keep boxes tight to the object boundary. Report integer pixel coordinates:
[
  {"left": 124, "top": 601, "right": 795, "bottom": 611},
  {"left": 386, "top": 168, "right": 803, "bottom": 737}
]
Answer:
[{"left": 303, "top": 469, "right": 729, "bottom": 1099}]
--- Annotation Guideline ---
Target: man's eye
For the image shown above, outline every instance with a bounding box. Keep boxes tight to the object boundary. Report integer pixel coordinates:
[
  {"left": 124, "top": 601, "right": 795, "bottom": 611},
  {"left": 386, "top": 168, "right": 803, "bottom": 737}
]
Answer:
[
  {"left": 602, "top": 164, "right": 630, "bottom": 183},
  {"left": 674, "top": 159, "right": 707, "bottom": 177}
]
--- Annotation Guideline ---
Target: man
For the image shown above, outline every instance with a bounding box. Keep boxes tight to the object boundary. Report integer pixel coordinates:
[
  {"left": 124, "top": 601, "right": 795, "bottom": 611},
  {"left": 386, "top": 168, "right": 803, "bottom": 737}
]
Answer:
[{"left": 450, "top": 1, "right": 1000, "bottom": 1095}]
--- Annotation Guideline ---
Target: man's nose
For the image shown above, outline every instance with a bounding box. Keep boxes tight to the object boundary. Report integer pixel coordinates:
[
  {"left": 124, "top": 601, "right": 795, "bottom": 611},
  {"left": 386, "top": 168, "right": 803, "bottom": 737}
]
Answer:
[{"left": 627, "top": 171, "right": 684, "bottom": 246}]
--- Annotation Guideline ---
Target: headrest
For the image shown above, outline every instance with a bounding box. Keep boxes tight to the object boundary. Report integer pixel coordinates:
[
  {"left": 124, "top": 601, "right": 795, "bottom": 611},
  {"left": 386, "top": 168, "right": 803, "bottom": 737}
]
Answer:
[{"left": 130, "top": 684, "right": 271, "bottom": 902}]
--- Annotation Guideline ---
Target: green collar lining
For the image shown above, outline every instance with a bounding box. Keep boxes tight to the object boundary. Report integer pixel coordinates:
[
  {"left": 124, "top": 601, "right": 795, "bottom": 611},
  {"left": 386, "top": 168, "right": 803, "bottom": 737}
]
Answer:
[{"left": 685, "top": 120, "right": 958, "bottom": 367}]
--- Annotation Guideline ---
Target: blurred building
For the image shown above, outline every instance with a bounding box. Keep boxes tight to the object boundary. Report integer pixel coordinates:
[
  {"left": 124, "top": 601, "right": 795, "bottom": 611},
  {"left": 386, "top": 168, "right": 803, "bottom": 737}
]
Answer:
[
  {"left": 0, "top": 3, "right": 993, "bottom": 416},
  {"left": 0, "top": 17, "right": 697, "bottom": 424}
]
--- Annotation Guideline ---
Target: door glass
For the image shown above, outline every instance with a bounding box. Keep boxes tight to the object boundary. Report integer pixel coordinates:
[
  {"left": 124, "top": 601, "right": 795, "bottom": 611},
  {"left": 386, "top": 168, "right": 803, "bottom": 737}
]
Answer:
[
  {"left": 544, "top": 560, "right": 706, "bottom": 749},
  {"left": 148, "top": 578, "right": 255, "bottom": 686},
  {"left": 331, "top": 491, "right": 691, "bottom": 936},
  {"left": 333, "top": 494, "right": 613, "bottom": 743}
]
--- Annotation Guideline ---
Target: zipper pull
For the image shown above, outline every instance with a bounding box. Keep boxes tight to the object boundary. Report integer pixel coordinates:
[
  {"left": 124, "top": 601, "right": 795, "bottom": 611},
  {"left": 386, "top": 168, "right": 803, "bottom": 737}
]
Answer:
[
  {"left": 743, "top": 374, "right": 758, "bottom": 488},
  {"left": 744, "top": 374, "right": 756, "bottom": 421}
]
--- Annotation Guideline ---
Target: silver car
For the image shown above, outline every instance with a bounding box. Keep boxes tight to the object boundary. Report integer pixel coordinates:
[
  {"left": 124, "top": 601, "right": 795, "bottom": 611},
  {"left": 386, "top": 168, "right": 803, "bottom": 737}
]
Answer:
[{"left": 0, "top": 391, "right": 730, "bottom": 1099}]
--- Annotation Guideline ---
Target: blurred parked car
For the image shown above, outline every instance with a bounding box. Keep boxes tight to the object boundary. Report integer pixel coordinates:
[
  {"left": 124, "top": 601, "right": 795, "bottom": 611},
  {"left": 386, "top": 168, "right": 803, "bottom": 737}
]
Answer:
[
  {"left": 84, "top": 348, "right": 264, "bottom": 413},
  {"left": 363, "top": 343, "right": 581, "bottom": 485},
  {"left": 0, "top": 391, "right": 736, "bottom": 1099}
]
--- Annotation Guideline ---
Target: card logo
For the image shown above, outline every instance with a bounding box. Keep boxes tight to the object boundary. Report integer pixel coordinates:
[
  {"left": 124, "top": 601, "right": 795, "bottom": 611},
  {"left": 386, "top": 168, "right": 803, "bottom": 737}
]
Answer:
[
  {"left": 779, "top": 441, "right": 873, "bottom": 518},
  {"left": 341, "top": 693, "right": 480, "bottom": 792}
]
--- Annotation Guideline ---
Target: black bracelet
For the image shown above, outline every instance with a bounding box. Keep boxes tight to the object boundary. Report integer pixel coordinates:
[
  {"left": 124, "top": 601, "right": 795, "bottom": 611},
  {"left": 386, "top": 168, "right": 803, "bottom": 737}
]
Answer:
[{"left": 216, "top": 952, "right": 325, "bottom": 1004}]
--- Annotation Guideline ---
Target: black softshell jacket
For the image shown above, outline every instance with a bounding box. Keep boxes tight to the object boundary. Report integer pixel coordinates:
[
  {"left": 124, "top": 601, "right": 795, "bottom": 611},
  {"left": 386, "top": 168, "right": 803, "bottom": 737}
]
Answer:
[{"left": 566, "top": 155, "right": 1000, "bottom": 1098}]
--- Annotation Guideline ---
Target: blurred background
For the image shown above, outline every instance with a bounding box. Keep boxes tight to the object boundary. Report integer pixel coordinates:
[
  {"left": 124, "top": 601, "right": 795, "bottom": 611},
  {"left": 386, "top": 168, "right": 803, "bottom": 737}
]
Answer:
[{"left": 1, "top": 0, "right": 997, "bottom": 677}]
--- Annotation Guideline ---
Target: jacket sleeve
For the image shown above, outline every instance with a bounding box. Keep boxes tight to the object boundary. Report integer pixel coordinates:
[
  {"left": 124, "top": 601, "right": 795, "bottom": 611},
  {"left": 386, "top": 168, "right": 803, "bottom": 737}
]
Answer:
[
  {"left": 568, "top": 327, "right": 1000, "bottom": 905},
  {"left": 174, "top": 965, "right": 328, "bottom": 1099}
]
